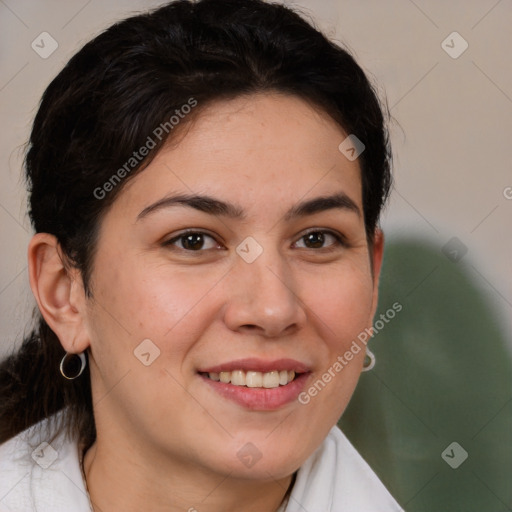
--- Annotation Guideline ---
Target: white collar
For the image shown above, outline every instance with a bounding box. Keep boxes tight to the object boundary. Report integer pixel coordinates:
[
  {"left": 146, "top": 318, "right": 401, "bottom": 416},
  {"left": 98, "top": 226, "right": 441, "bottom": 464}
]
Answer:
[
  {"left": 0, "top": 416, "right": 92, "bottom": 511},
  {"left": 1, "top": 417, "right": 403, "bottom": 512},
  {"left": 279, "top": 426, "right": 404, "bottom": 511}
]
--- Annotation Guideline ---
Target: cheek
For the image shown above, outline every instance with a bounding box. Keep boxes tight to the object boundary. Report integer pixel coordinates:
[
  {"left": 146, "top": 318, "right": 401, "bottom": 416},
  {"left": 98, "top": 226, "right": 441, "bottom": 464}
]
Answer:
[
  {"left": 88, "top": 257, "right": 225, "bottom": 360},
  {"left": 84, "top": 259, "right": 223, "bottom": 427},
  {"left": 302, "top": 261, "right": 375, "bottom": 346},
  {"left": 296, "top": 263, "right": 374, "bottom": 415}
]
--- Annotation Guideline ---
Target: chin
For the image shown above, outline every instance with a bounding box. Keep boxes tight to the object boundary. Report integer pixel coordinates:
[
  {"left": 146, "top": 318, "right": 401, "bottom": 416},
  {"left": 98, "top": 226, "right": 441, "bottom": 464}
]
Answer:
[{"left": 210, "top": 435, "right": 309, "bottom": 481}]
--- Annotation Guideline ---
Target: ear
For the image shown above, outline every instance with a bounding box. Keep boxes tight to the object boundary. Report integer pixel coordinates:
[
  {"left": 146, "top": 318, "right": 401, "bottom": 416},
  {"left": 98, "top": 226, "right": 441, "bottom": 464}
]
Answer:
[
  {"left": 369, "top": 228, "right": 385, "bottom": 321},
  {"left": 28, "top": 233, "right": 90, "bottom": 353}
]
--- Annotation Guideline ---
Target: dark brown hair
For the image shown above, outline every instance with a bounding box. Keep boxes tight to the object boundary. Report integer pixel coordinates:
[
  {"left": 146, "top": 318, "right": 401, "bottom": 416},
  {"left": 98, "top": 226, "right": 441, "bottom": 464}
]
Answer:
[{"left": 0, "top": 0, "right": 391, "bottom": 450}]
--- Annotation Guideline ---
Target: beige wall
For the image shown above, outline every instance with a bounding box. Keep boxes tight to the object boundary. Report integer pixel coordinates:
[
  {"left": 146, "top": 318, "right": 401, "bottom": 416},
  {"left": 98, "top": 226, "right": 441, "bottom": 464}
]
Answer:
[{"left": 1, "top": 0, "right": 511, "bottom": 357}]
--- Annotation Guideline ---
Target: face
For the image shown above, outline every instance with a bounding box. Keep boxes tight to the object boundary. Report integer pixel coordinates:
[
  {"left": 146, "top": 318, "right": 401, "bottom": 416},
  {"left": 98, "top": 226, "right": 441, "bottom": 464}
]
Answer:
[{"left": 81, "top": 92, "right": 382, "bottom": 481}]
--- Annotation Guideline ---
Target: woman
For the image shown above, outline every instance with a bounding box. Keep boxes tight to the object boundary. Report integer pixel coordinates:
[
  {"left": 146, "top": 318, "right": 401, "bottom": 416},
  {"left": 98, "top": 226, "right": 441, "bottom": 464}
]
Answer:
[{"left": 0, "top": 0, "right": 403, "bottom": 510}]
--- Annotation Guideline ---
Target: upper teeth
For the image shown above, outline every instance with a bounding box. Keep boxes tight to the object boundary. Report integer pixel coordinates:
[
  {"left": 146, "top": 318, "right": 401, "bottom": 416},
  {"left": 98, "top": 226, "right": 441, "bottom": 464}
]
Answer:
[{"left": 207, "top": 370, "right": 296, "bottom": 388}]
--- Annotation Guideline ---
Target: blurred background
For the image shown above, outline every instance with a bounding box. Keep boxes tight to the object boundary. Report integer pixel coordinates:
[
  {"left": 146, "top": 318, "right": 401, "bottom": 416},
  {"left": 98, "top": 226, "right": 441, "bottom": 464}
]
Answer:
[{"left": 1, "top": 0, "right": 511, "bottom": 510}]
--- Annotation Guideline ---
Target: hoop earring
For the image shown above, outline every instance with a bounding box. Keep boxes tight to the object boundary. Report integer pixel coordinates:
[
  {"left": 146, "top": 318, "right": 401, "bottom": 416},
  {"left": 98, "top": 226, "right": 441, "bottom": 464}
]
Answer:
[
  {"left": 361, "top": 347, "right": 375, "bottom": 372},
  {"left": 60, "top": 352, "right": 87, "bottom": 380}
]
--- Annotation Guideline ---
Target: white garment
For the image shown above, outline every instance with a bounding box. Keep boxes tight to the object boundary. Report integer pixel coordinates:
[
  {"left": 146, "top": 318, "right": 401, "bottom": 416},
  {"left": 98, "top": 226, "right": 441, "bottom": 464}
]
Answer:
[
  {"left": 277, "top": 427, "right": 404, "bottom": 512},
  {"left": 0, "top": 416, "right": 404, "bottom": 512}
]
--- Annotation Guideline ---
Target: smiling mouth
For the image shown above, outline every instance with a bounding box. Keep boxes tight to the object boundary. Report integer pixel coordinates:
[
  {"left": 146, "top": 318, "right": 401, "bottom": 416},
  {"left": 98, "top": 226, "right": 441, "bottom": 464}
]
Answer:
[{"left": 199, "top": 370, "right": 299, "bottom": 388}]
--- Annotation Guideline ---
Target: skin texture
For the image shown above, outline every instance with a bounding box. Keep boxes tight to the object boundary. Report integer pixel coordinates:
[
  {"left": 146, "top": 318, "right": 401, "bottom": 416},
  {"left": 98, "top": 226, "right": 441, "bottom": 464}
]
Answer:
[{"left": 28, "top": 92, "right": 384, "bottom": 512}]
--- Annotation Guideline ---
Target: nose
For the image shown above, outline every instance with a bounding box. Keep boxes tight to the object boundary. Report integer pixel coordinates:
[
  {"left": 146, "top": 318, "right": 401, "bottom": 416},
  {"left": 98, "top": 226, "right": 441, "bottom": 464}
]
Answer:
[{"left": 222, "top": 245, "right": 307, "bottom": 338}]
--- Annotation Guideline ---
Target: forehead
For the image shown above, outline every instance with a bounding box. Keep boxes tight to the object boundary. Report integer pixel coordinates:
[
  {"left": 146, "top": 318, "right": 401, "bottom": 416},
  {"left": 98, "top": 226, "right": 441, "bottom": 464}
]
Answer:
[{"left": 110, "top": 92, "right": 363, "bottom": 220}]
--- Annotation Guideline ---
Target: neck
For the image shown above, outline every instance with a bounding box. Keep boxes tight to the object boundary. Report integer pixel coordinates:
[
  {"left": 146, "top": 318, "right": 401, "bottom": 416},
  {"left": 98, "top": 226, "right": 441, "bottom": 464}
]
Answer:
[{"left": 82, "top": 438, "right": 295, "bottom": 512}]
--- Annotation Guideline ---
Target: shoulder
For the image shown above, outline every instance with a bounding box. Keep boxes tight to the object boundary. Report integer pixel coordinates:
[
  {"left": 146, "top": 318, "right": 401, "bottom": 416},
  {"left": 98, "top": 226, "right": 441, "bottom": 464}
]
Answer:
[
  {"left": 0, "top": 412, "right": 91, "bottom": 512},
  {"left": 285, "top": 425, "right": 405, "bottom": 512}
]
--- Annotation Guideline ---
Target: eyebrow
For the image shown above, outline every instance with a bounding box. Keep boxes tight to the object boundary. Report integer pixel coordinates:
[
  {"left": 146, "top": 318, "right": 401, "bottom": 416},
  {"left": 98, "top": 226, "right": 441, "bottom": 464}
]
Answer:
[{"left": 136, "top": 191, "right": 361, "bottom": 222}]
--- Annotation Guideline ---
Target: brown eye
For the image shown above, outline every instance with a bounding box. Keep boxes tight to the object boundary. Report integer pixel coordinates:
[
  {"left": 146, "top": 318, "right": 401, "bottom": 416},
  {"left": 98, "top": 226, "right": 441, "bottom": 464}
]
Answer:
[
  {"left": 303, "top": 232, "right": 325, "bottom": 248},
  {"left": 181, "top": 233, "right": 206, "bottom": 250},
  {"left": 294, "top": 230, "right": 344, "bottom": 250},
  {"left": 165, "top": 231, "right": 219, "bottom": 251}
]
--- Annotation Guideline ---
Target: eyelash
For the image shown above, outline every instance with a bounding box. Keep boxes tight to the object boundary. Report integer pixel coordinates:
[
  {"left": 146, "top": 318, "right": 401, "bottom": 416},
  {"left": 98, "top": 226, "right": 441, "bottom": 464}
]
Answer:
[{"left": 163, "top": 228, "right": 348, "bottom": 253}]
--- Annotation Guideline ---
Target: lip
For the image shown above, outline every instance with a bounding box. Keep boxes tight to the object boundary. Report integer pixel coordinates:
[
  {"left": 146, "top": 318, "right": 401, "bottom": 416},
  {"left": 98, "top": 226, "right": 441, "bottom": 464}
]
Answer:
[
  {"left": 199, "top": 371, "right": 311, "bottom": 410},
  {"left": 197, "top": 357, "right": 311, "bottom": 374}
]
